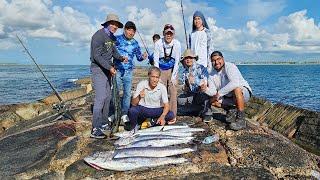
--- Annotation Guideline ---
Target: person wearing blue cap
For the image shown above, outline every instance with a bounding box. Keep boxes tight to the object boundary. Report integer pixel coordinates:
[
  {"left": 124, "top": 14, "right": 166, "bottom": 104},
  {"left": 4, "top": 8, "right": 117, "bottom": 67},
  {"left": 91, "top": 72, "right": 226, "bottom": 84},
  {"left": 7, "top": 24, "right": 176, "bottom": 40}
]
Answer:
[{"left": 189, "top": 11, "right": 214, "bottom": 72}]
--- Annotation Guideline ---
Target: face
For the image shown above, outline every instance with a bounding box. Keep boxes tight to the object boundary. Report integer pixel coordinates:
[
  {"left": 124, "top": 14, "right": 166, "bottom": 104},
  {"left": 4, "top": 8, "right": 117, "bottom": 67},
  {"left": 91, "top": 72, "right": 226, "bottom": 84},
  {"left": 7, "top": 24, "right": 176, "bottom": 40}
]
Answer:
[
  {"left": 184, "top": 57, "right": 194, "bottom": 67},
  {"left": 148, "top": 70, "right": 160, "bottom": 88},
  {"left": 164, "top": 32, "right": 173, "bottom": 43},
  {"left": 108, "top": 21, "right": 119, "bottom": 34},
  {"left": 194, "top": 16, "right": 203, "bottom": 29},
  {"left": 124, "top": 28, "right": 135, "bottom": 39},
  {"left": 153, "top": 38, "right": 160, "bottom": 43},
  {"left": 211, "top": 55, "right": 225, "bottom": 71}
]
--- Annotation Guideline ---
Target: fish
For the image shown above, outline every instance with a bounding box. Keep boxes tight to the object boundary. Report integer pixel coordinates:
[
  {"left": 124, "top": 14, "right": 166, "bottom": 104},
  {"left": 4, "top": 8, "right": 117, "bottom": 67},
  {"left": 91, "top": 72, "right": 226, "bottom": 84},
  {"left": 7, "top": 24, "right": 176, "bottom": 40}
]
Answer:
[
  {"left": 114, "top": 130, "right": 194, "bottom": 138},
  {"left": 164, "top": 127, "right": 205, "bottom": 133},
  {"left": 84, "top": 151, "right": 188, "bottom": 171},
  {"left": 113, "top": 125, "right": 190, "bottom": 137},
  {"left": 114, "top": 134, "right": 187, "bottom": 147},
  {"left": 113, "top": 146, "right": 196, "bottom": 158},
  {"left": 118, "top": 136, "right": 194, "bottom": 148}
]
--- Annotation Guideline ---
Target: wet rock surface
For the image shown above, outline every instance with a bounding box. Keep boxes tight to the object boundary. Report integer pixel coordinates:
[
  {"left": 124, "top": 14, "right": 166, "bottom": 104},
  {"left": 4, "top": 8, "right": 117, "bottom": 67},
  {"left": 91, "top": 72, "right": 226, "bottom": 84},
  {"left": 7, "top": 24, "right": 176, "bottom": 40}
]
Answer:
[{"left": 0, "top": 71, "right": 319, "bottom": 179}]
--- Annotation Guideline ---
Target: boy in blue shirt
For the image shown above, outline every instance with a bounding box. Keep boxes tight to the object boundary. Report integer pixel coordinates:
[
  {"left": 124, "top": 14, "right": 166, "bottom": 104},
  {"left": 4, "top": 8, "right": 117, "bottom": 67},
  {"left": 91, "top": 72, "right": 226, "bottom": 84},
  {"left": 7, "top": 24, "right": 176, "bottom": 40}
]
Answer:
[{"left": 114, "top": 21, "right": 147, "bottom": 123}]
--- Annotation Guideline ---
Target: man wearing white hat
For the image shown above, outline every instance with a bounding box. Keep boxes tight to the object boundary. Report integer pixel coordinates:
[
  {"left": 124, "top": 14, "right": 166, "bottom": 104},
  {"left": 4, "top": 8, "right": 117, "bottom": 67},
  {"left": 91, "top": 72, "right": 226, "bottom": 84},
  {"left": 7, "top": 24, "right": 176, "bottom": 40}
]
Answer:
[
  {"left": 153, "top": 24, "right": 181, "bottom": 121},
  {"left": 90, "top": 14, "right": 128, "bottom": 139},
  {"left": 180, "top": 49, "right": 212, "bottom": 122}
]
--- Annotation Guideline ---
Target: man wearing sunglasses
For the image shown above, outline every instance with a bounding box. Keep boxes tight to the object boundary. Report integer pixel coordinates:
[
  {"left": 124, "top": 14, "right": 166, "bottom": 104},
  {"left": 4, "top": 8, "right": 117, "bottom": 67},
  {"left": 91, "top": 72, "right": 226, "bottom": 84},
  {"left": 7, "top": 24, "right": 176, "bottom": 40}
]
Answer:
[
  {"left": 153, "top": 24, "right": 181, "bottom": 124},
  {"left": 202, "top": 51, "right": 252, "bottom": 130}
]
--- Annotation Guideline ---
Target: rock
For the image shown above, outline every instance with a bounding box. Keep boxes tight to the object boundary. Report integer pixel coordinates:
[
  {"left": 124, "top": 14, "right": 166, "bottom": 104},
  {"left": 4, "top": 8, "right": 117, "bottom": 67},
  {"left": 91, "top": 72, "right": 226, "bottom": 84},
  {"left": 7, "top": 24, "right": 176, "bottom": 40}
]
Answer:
[
  {"left": 0, "top": 122, "right": 75, "bottom": 177},
  {"left": 55, "top": 137, "right": 79, "bottom": 160},
  {"left": 64, "top": 160, "right": 112, "bottom": 179},
  {"left": 157, "top": 164, "right": 276, "bottom": 179}
]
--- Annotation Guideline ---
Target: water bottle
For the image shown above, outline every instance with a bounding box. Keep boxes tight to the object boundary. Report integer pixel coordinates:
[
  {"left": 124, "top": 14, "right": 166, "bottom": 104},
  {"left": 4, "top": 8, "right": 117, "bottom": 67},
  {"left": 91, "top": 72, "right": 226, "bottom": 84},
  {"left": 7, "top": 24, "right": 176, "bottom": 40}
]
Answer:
[
  {"left": 311, "top": 170, "right": 320, "bottom": 180},
  {"left": 202, "top": 134, "right": 219, "bottom": 144}
]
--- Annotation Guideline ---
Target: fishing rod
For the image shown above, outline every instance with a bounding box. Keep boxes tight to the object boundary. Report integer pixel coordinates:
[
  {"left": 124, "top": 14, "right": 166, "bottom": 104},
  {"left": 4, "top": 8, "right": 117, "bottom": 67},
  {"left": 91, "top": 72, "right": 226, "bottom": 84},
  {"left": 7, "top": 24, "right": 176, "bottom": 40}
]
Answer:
[
  {"left": 16, "top": 35, "right": 76, "bottom": 121},
  {"left": 16, "top": 35, "right": 64, "bottom": 102},
  {"left": 180, "top": 0, "right": 189, "bottom": 49},
  {"left": 137, "top": 30, "right": 151, "bottom": 56}
]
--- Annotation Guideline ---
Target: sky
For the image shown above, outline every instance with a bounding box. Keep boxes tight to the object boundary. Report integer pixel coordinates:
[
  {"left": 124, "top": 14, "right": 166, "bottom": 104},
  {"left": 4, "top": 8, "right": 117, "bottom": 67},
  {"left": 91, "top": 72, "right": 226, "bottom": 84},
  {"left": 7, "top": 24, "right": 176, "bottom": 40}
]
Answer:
[{"left": 0, "top": 0, "right": 320, "bottom": 65}]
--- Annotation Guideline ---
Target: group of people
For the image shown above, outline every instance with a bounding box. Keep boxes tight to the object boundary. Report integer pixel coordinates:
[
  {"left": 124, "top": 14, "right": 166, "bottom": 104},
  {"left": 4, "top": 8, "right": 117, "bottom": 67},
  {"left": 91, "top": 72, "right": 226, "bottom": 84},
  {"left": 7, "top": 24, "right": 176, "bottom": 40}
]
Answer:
[{"left": 89, "top": 12, "right": 252, "bottom": 139}]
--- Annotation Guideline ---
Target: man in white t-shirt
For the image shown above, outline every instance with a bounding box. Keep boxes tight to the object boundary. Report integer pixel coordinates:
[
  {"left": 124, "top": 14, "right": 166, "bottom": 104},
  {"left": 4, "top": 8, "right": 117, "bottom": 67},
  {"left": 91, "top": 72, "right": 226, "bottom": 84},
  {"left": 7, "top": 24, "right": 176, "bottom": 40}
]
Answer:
[{"left": 128, "top": 66, "right": 176, "bottom": 131}]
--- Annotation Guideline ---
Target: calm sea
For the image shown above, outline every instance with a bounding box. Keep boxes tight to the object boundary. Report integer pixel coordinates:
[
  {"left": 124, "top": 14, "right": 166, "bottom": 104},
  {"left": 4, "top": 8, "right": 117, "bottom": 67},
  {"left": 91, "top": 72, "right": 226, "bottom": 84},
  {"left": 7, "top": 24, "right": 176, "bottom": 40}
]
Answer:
[{"left": 0, "top": 64, "right": 319, "bottom": 112}]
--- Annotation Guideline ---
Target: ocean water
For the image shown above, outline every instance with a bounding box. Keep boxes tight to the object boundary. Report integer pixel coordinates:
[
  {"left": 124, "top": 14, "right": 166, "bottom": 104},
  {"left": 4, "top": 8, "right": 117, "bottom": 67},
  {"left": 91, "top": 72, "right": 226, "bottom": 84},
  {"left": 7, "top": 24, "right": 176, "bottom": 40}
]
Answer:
[
  {"left": 0, "top": 64, "right": 319, "bottom": 112},
  {"left": 0, "top": 65, "right": 90, "bottom": 104}
]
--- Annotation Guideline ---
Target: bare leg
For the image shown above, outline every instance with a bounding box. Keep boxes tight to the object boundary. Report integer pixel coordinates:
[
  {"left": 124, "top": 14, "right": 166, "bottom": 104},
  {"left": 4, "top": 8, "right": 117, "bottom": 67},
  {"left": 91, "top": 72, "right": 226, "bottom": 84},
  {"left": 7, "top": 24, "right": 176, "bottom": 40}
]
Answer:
[{"left": 234, "top": 87, "right": 245, "bottom": 111}]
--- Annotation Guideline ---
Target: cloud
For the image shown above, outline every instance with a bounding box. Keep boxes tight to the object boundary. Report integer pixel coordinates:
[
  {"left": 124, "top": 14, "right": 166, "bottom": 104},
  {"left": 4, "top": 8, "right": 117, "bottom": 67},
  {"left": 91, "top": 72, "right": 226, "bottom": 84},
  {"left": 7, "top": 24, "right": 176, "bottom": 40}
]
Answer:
[
  {"left": 207, "top": 9, "right": 320, "bottom": 54},
  {"left": 247, "top": 0, "right": 286, "bottom": 20},
  {"left": 275, "top": 10, "right": 320, "bottom": 47},
  {"left": 0, "top": 0, "right": 95, "bottom": 49}
]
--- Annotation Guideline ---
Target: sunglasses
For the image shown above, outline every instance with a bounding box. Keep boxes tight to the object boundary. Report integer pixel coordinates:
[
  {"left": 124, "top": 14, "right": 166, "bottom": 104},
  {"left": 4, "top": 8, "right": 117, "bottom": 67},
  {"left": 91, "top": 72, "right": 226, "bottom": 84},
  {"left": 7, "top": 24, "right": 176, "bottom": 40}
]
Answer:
[{"left": 164, "top": 24, "right": 174, "bottom": 30}]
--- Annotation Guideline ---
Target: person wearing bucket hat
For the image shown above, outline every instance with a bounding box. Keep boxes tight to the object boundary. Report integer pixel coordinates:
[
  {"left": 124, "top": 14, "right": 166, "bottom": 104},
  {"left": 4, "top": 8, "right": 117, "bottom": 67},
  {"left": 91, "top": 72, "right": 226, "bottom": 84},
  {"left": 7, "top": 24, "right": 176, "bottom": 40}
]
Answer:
[
  {"left": 189, "top": 11, "right": 214, "bottom": 72},
  {"left": 113, "top": 21, "right": 148, "bottom": 125},
  {"left": 153, "top": 24, "right": 181, "bottom": 121},
  {"left": 89, "top": 13, "right": 128, "bottom": 139},
  {"left": 179, "top": 49, "right": 213, "bottom": 122}
]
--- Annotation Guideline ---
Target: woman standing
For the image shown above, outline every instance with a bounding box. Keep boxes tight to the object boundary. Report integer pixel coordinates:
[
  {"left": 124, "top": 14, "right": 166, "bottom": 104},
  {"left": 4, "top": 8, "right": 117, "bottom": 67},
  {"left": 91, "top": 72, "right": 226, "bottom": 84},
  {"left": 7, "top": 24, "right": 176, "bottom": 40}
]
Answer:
[{"left": 189, "top": 11, "right": 213, "bottom": 72}]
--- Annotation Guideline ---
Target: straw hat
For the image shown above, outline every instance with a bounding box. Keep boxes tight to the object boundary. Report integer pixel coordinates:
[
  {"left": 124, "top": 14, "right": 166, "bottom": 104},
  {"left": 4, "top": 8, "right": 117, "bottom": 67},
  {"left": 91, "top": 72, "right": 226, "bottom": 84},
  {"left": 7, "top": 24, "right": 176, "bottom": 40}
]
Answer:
[
  {"left": 101, "top": 14, "right": 123, "bottom": 28},
  {"left": 181, "top": 49, "right": 198, "bottom": 62}
]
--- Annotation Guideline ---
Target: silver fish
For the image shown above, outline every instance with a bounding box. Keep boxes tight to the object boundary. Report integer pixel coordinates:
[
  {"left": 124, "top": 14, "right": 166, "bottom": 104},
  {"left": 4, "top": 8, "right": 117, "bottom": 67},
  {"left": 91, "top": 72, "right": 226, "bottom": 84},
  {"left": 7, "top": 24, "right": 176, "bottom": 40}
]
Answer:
[
  {"left": 118, "top": 136, "right": 194, "bottom": 148},
  {"left": 114, "top": 134, "right": 188, "bottom": 146},
  {"left": 114, "top": 125, "right": 190, "bottom": 137},
  {"left": 84, "top": 151, "right": 188, "bottom": 171},
  {"left": 113, "top": 146, "right": 196, "bottom": 158}
]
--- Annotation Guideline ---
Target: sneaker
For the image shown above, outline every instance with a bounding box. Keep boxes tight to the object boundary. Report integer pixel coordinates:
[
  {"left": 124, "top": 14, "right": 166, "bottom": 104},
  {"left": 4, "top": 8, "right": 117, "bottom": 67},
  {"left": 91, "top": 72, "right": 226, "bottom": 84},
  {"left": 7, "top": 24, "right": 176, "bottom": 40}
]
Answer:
[
  {"left": 203, "top": 115, "right": 213, "bottom": 123},
  {"left": 108, "top": 115, "right": 115, "bottom": 123},
  {"left": 90, "top": 128, "right": 106, "bottom": 139},
  {"left": 121, "top": 115, "right": 130, "bottom": 123},
  {"left": 229, "top": 111, "right": 246, "bottom": 131},
  {"left": 101, "top": 123, "right": 112, "bottom": 134},
  {"left": 226, "top": 109, "right": 237, "bottom": 123}
]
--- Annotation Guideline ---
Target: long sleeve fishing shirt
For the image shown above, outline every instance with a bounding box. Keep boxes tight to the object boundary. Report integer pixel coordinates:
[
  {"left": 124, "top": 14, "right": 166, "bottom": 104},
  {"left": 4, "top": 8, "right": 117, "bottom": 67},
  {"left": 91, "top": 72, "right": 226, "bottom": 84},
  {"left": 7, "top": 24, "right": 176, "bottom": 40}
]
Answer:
[
  {"left": 205, "top": 62, "right": 252, "bottom": 97},
  {"left": 90, "top": 28, "right": 122, "bottom": 71},
  {"left": 114, "top": 34, "right": 144, "bottom": 70},
  {"left": 153, "top": 38, "right": 181, "bottom": 82},
  {"left": 182, "top": 62, "right": 209, "bottom": 93}
]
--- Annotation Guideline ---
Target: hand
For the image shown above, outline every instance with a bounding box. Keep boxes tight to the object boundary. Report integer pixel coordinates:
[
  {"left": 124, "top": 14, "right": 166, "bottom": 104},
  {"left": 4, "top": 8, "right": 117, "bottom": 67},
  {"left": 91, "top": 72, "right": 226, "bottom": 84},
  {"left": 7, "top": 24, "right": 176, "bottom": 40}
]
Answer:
[
  {"left": 157, "top": 115, "right": 166, "bottom": 126},
  {"left": 200, "top": 80, "right": 207, "bottom": 92},
  {"left": 142, "top": 52, "right": 148, "bottom": 60},
  {"left": 139, "top": 89, "right": 145, "bottom": 98},
  {"left": 110, "top": 67, "right": 116, "bottom": 76},
  {"left": 188, "top": 74, "right": 195, "bottom": 84},
  {"left": 122, "top": 56, "right": 128, "bottom": 63},
  {"left": 212, "top": 92, "right": 220, "bottom": 102}
]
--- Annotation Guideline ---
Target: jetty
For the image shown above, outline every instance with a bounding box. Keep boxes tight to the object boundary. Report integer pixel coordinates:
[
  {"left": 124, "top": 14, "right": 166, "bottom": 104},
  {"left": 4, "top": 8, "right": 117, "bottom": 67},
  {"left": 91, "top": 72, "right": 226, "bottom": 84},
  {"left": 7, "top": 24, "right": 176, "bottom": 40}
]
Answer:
[{"left": 0, "top": 67, "right": 319, "bottom": 179}]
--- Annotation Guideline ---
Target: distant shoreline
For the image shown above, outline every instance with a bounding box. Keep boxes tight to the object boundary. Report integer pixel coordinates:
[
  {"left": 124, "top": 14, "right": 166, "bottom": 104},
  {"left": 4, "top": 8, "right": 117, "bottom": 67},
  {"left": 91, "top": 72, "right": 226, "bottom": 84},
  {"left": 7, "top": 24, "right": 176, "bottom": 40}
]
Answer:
[{"left": 1, "top": 62, "right": 320, "bottom": 66}]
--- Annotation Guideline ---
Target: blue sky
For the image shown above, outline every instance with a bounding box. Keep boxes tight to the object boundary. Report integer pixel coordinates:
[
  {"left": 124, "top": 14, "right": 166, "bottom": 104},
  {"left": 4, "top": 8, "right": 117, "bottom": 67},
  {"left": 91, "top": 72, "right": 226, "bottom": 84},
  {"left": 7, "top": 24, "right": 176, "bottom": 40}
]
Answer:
[{"left": 0, "top": 0, "right": 320, "bottom": 65}]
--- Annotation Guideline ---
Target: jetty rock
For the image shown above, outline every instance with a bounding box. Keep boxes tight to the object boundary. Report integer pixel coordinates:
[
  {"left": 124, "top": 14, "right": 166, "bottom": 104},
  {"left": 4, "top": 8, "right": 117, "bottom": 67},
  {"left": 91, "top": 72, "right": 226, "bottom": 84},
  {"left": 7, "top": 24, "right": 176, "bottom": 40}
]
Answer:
[{"left": 0, "top": 68, "right": 319, "bottom": 179}]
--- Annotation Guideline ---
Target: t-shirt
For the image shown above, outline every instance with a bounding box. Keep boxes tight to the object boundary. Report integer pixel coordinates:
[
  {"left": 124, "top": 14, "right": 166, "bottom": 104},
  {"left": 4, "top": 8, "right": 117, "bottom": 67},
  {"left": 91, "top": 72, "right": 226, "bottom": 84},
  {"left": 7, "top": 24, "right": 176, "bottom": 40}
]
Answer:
[{"left": 133, "top": 80, "right": 169, "bottom": 108}]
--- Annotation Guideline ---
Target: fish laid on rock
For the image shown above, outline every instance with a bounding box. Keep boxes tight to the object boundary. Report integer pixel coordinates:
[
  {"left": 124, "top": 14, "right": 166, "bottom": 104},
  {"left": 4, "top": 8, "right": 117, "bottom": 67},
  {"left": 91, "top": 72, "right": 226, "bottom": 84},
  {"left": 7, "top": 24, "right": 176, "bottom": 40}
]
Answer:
[
  {"left": 113, "top": 146, "right": 196, "bottom": 158},
  {"left": 84, "top": 151, "right": 188, "bottom": 171},
  {"left": 114, "top": 134, "right": 187, "bottom": 146},
  {"left": 113, "top": 125, "right": 190, "bottom": 137},
  {"left": 114, "top": 127, "right": 204, "bottom": 138},
  {"left": 118, "top": 136, "right": 194, "bottom": 148}
]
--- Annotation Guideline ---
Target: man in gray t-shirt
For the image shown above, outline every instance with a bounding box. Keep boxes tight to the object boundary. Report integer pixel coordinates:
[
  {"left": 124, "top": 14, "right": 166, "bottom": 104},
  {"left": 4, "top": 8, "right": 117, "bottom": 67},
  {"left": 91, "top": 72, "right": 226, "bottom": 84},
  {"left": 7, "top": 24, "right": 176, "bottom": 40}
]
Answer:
[
  {"left": 128, "top": 67, "right": 176, "bottom": 131},
  {"left": 202, "top": 51, "right": 252, "bottom": 131}
]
